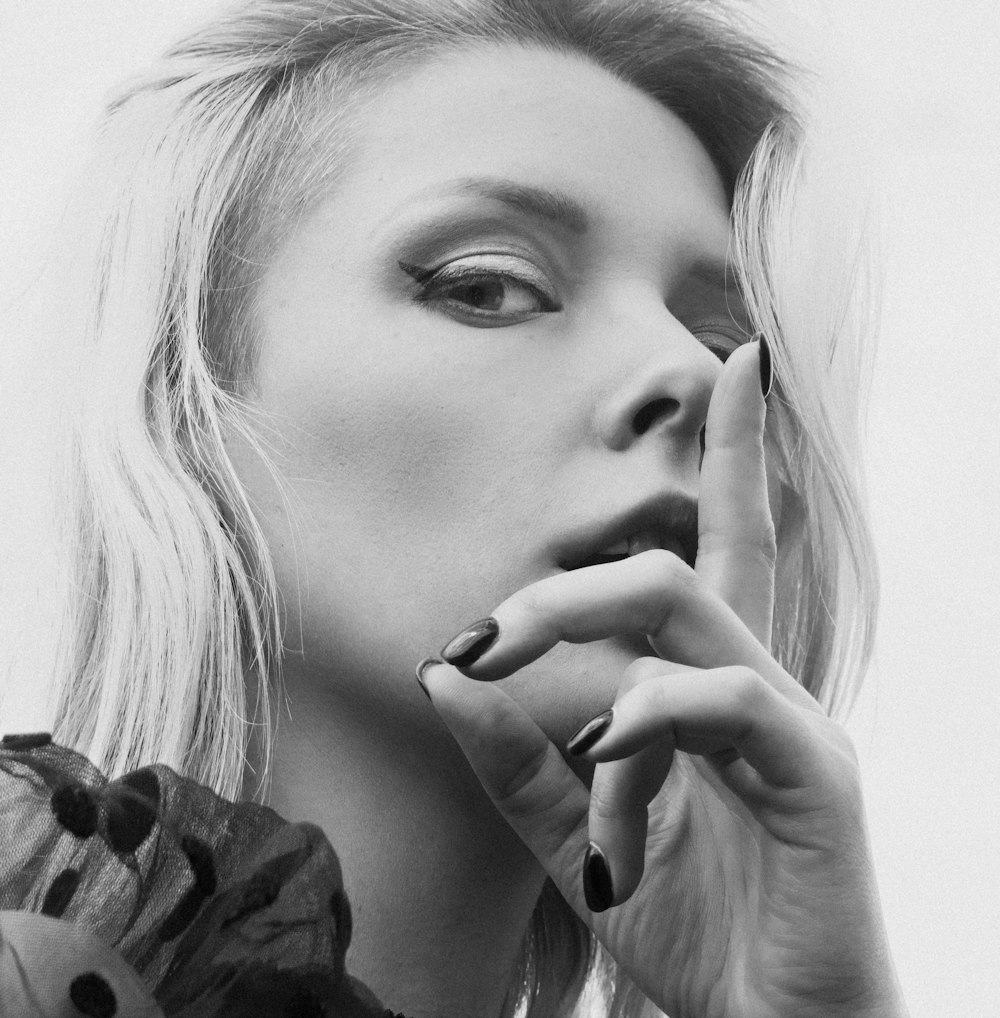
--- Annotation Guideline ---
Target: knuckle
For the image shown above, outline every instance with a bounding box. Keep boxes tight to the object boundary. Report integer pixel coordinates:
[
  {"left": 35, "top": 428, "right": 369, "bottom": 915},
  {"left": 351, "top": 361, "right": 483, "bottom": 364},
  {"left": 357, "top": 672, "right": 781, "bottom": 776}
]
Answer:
[
  {"left": 631, "top": 547, "right": 688, "bottom": 586},
  {"left": 491, "top": 745, "right": 584, "bottom": 840},
  {"left": 589, "top": 785, "right": 645, "bottom": 827},
  {"left": 633, "top": 549, "right": 701, "bottom": 630},
  {"left": 490, "top": 742, "right": 552, "bottom": 814},
  {"left": 817, "top": 727, "right": 865, "bottom": 812},
  {"left": 727, "top": 666, "right": 768, "bottom": 712},
  {"left": 648, "top": 547, "right": 694, "bottom": 584},
  {"left": 826, "top": 721, "right": 862, "bottom": 773},
  {"left": 508, "top": 583, "right": 547, "bottom": 623},
  {"left": 702, "top": 534, "right": 776, "bottom": 570},
  {"left": 752, "top": 528, "right": 778, "bottom": 568},
  {"left": 622, "top": 656, "right": 668, "bottom": 689}
]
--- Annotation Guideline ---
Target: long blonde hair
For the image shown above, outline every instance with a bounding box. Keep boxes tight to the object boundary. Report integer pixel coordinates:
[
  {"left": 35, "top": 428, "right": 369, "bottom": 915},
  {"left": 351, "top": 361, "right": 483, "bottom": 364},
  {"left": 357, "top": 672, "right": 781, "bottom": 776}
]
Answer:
[{"left": 1, "top": 1, "right": 878, "bottom": 1015}]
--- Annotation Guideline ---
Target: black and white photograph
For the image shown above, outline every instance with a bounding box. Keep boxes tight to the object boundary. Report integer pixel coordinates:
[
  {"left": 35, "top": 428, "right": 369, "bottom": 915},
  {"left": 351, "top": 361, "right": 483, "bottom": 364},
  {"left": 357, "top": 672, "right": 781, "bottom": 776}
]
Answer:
[{"left": 1, "top": 2, "right": 996, "bottom": 1015}]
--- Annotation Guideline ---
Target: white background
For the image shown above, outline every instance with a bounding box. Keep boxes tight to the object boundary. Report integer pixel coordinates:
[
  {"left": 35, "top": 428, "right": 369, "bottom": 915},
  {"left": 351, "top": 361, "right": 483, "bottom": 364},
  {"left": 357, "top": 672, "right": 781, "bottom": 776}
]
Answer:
[{"left": 1, "top": 2, "right": 998, "bottom": 1014}]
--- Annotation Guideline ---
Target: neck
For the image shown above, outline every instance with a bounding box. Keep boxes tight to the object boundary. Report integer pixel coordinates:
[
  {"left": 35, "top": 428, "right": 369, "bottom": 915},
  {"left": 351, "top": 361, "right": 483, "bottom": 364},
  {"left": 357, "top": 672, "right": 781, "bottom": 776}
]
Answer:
[{"left": 254, "top": 662, "right": 547, "bottom": 1018}]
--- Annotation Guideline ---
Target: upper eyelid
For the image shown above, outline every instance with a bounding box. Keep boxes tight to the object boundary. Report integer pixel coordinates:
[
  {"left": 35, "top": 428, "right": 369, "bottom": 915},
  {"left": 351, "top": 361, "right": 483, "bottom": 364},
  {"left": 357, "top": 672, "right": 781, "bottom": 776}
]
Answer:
[
  {"left": 690, "top": 316, "right": 751, "bottom": 335},
  {"left": 675, "top": 294, "right": 752, "bottom": 335},
  {"left": 691, "top": 326, "right": 752, "bottom": 355},
  {"left": 407, "top": 251, "right": 548, "bottom": 274},
  {"left": 400, "top": 252, "right": 558, "bottom": 293}
]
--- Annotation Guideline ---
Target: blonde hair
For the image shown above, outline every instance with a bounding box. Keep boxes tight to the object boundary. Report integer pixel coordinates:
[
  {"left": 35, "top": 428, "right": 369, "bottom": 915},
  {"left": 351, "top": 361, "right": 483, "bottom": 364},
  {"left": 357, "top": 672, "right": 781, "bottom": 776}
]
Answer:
[{"left": 2, "top": 1, "right": 878, "bottom": 1015}]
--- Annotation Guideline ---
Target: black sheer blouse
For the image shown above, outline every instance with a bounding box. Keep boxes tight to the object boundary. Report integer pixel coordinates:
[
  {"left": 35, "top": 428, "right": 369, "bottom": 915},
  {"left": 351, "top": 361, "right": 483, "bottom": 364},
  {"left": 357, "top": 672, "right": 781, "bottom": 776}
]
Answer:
[{"left": 0, "top": 734, "right": 396, "bottom": 1018}]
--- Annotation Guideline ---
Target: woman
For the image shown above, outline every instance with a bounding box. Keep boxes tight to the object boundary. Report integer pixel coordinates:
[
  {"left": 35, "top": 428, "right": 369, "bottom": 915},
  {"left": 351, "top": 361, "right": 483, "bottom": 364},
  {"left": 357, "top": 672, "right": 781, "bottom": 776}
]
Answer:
[{"left": 0, "top": 0, "right": 907, "bottom": 1015}]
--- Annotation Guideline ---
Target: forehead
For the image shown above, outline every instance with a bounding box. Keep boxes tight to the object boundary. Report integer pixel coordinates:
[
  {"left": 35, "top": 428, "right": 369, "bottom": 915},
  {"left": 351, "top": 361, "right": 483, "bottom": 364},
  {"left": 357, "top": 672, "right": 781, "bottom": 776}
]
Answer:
[{"left": 333, "top": 44, "right": 731, "bottom": 261}]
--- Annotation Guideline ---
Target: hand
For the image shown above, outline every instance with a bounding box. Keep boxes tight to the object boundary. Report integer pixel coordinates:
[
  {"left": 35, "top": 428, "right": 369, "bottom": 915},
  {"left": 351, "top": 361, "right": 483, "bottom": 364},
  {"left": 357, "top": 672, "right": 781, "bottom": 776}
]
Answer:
[{"left": 419, "top": 342, "right": 908, "bottom": 1018}]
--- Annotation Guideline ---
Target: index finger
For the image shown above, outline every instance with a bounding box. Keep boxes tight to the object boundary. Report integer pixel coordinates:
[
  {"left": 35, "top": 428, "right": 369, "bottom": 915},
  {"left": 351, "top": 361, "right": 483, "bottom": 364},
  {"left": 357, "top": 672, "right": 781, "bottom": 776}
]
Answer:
[
  {"left": 696, "top": 337, "right": 776, "bottom": 645},
  {"left": 439, "top": 550, "right": 817, "bottom": 709}
]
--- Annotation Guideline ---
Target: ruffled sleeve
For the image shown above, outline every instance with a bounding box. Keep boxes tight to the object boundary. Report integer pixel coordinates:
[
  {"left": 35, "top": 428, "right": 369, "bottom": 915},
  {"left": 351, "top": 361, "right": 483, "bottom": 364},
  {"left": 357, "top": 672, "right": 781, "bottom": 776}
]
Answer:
[{"left": 0, "top": 733, "right": 387, "bottom": 1017}]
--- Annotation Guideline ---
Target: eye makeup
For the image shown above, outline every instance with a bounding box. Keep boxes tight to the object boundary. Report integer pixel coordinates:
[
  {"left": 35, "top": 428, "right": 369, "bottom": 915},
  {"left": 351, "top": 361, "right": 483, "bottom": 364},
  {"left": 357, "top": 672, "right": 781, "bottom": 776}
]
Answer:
[
  {"left": 384, "top": 191, "right": 749, "bottom": 346},
  {"left": 669, "top": 270, "right": 753, "bottom": 363},
  {"left": 398, "top": 253, "right": 562, "bottom": 327}
]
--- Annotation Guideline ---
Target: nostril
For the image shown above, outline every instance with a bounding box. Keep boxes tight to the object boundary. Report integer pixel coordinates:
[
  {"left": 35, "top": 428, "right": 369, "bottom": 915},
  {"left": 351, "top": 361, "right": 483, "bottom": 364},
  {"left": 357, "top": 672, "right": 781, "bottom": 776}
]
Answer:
[{"left": 632, "top": 397, "right": 678, "bottom": 436}]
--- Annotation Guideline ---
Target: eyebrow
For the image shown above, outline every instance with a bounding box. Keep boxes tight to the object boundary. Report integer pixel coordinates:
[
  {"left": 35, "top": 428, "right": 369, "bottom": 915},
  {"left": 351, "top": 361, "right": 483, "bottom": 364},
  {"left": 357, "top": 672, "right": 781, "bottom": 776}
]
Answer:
[{"left": 437, "top": 176, "right": 590, "bottom": 235}]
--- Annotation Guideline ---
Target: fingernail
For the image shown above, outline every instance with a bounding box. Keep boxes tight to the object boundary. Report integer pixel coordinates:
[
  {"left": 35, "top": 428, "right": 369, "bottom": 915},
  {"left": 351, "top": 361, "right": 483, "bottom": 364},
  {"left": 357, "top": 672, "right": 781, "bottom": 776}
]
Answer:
[
  {"left": 440, "top": 617, "right": 499, "bottom": 668},
  {"left": 582, "top": 842, "right": 614, "bottom": 912},
  {"left": 566, "top": 709, "right": 614, "bottom": 756},
  {"left": 757, "top": 333, "right": 773, "bottom": 399},
  {"left": 414, "top": 657, "right": 442, "bottom": 701}
]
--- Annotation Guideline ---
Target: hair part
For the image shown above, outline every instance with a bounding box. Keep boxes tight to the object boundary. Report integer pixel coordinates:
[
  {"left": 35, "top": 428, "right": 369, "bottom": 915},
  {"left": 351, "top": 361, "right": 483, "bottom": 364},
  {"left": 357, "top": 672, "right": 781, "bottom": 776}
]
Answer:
[{"left": 7, "top": 2, "right": 878, "bottom": 1016}]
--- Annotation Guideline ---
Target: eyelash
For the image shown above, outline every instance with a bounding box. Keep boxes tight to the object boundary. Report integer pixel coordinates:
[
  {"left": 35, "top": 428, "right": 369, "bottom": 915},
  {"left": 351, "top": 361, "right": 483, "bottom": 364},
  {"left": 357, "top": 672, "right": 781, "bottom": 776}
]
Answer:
[
  {"left": 400, "top": 256, "right": 561, "bottom": 327},
  {"left": 690, "top": 323, "right": 752, "bottom": 363}
]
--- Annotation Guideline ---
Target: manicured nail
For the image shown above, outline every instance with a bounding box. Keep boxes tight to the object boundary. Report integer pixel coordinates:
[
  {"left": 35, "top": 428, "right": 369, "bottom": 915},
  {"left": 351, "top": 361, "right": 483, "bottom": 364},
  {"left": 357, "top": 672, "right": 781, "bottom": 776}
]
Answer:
[
  {"left": 582, "top": 842, "right": 614, "bottom": 912},
  {"left": 757, "top": 333, "right": 773, "bottom": 399},
  {"left": 566, "top": 709, "right": 614, "bottom": 756},
  {"left": 414, "top": 657, "right": 442, "bottom": 701},
  {"left": 440, "top": 617, "right": 500, "bottom": 668}
]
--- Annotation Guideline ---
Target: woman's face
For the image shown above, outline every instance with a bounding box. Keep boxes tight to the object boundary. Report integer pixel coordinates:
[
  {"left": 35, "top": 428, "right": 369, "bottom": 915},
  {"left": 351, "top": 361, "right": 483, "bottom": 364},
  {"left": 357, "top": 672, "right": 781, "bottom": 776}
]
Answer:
[{"left": 240, "top": 44, "right": 757, "bottom": 742}]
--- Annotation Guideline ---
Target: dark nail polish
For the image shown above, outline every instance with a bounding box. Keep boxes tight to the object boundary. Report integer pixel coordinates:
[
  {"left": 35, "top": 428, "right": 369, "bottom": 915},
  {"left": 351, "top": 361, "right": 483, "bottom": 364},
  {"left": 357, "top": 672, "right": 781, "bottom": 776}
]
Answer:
[
  {"left": 440, "top": 617, "right": 500, "bottom": 668},
  {"left": 566, "top": 709, "right": 614, "bottom": 756},
  {"left": 582, "top": 842, "right": 614, "bottom": 912},
  {"left": 757, "top": 333, "right": 773, "bottom": 399},
  {"left": 414, "top": 657, "right": 442, "bottom": 701}
]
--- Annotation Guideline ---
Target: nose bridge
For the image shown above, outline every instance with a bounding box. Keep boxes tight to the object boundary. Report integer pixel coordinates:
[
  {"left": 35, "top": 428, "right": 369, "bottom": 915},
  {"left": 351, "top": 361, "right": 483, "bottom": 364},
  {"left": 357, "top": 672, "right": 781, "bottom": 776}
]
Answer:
[{"left": 591, "top": 290, "right": 721, "bottom": 452}]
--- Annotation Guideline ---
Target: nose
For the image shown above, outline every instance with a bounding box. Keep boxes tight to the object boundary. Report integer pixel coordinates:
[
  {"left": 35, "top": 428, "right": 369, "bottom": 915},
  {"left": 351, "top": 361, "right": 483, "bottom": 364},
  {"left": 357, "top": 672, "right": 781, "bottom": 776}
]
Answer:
[{"left": 593, "top": 312, "right": 721, "bottom": 453}]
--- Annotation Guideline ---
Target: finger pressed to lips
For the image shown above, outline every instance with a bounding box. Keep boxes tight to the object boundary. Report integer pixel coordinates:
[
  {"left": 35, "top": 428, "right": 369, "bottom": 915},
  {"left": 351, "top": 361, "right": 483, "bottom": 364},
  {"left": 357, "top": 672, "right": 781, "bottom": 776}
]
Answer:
[
  {"left": 697, "top": 339, "right": 776, "bottom": 645},
  {"left": 442, "top": 549, "right": 816, "bottom": 710},
  {"left": 439, "top": 337, "right": 781, "bottom": 686},
  {"left": 423, "top": 339, "right": 823, "bottom": 915}
]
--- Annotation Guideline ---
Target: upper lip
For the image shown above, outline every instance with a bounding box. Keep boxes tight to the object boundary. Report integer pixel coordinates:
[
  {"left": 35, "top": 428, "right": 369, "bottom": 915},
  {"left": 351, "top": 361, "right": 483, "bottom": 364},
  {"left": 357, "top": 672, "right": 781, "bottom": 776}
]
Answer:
[{"left": 553, "top": 491, "right": 699, "bottom": 571}]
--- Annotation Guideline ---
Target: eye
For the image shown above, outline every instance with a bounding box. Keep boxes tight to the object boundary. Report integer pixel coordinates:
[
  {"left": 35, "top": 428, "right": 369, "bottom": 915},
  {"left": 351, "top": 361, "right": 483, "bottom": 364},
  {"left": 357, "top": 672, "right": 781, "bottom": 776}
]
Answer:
[
  {"left": 400, "top": 254, "right": 561, "bottom": 328},
  {"left": 690, "top": 321, "right": 752, "bottom": 363}
]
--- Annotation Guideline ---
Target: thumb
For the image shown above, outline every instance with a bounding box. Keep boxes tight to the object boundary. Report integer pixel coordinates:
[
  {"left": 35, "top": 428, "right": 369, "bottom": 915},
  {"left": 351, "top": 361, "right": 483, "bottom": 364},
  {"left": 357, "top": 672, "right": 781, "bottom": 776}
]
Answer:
[{"left": 417, "top": 659, "right": 591, "bottom": 904}]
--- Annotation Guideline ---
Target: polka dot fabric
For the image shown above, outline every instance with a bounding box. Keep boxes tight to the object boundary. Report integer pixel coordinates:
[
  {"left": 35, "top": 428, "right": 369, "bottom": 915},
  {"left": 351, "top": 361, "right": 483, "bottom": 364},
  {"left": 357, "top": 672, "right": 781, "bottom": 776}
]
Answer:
[{"left": 0, "top": 736, "right": 388, "bottom": 1017}]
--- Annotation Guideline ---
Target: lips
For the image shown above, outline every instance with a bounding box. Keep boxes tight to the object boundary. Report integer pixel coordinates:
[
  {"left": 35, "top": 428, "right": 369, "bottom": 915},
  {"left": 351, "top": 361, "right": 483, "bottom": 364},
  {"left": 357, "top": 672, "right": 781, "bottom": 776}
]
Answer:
[{"left": 556, "top": 496, "right": 699, "bottom": 572}]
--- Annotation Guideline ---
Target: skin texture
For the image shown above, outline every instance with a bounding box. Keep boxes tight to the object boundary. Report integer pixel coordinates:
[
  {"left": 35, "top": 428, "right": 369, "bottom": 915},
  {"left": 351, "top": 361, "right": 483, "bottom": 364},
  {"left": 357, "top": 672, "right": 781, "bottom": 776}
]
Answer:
[
  {"left": 229, "top": 43, "right": 905, "bottom": 1018},
  {"left": 424, "top": 343, "right": 905, "bottom": 1016}
]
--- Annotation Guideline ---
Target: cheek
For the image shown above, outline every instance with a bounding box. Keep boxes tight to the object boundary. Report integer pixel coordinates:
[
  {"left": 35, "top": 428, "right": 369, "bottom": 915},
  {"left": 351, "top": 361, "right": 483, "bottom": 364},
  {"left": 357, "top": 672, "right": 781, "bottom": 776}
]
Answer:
[
  {"left": 242, "top": 349, "right": 553, "bottom": 668},
  {"left": 272, "top": 364, "right": 521, "bottom": 541}
]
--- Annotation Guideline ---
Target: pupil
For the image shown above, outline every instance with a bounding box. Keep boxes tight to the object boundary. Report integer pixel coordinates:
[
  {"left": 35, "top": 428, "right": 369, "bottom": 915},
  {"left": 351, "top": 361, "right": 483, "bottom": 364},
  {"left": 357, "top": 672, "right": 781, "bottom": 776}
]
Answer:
[{"left": 453, "top": 280, "right": 504, "bottom": 310}]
